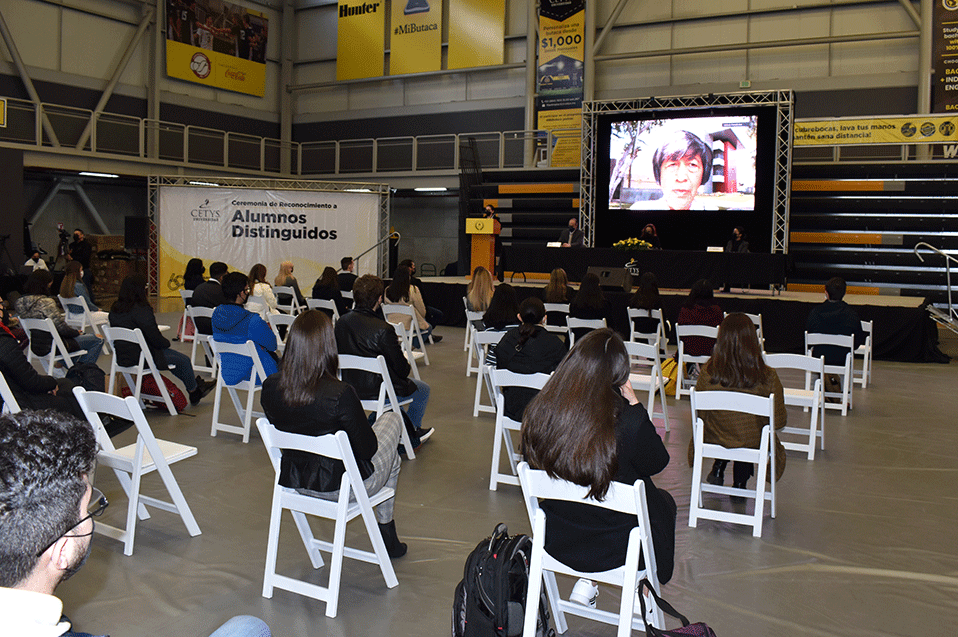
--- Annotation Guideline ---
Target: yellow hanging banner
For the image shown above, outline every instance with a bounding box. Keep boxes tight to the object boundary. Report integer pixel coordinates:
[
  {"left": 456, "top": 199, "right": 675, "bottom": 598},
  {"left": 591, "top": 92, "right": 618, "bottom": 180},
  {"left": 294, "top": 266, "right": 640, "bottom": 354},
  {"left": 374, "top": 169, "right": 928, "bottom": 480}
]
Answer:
[
  {"left": 536, "top": 0, "right": 585, "bottom": 167},
  {"left": 447, "top": 0, "right": 504, "bottom": 70},
  {"left": 337, "top": 1, "right": 386, "bottom": 80},
  {"left": 794, "top": 116, "right": 958, "bottom": 146},
  {"left": 389, "top": 0, "right": 442, "bottom": 75}
]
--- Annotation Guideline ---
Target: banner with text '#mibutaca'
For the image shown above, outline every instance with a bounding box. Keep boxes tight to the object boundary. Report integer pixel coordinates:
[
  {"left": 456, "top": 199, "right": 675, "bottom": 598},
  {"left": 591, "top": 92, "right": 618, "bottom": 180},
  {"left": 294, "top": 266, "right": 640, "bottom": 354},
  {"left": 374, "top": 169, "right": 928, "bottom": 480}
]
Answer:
[
  {"left": 537, "top": 0, "right": 585, "bottom": 168},
  {"left": 158, "top": 186, "right": 380, "bottom": 298},
  {"left": 390, "top": 0, "right": 442, "bottom": 74},
  {"left": 165, "top": 0, "right": 267, "bottom": 97},
  {"left": 337, "top": 0, "right": 386, "bottom": 80}
]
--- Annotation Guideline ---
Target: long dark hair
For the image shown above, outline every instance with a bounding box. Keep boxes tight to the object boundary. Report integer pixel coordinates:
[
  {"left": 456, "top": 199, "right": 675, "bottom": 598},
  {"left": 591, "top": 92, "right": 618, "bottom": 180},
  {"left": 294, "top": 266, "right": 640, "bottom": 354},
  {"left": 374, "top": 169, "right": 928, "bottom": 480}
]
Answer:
[
  {"left": 685, "top": 279, "right": 714, "bottom": 308},
  {"left": 385, "top": 265, "right": 412, "bottom": 302},
  {"left": 184, "top": 258, "right": 205, "bottom": 279},
  {"left": 516, "top": 297, "right": 546, "bottom": 348},
  {"left": 704, "top": 313, "right": 767, "bottom": 389},
  {"left": 111, "top": 274, "right": 151, "bottom": 314},
  {"left": 521, "top": 328, "right": 630, "bottom": 500},
  {"left": 316, "top": 266, "right": 339, "bottom": 290},
  {"left": 59, "top": 261, "right": 83, "bottom": 298},
  {"left": 483, "top": 284, "right": 519, "bottom": 330},
  {"left": 23, "top": 269, "right": 53, "bottom": 296},
  {"left": 248, "top": 263, "right": 268, "bottom": 286},
  {"left": 277, "top": 310, "right": 339, "bottom": 407},
  {"left": 629, "top": 272, "right": 661, "bottom": 310},
  {"left": 571, "top": 272, "right": 605, "bottom": 311}
]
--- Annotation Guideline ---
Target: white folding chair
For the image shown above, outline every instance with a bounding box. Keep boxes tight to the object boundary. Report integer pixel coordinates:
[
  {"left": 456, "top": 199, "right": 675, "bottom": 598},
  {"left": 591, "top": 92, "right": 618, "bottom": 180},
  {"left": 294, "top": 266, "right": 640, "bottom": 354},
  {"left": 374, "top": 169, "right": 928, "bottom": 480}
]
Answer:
[
  {"left": 855, "top": 320, "right": 874, "bottom": 388},
  {"left": 674, "top": 324, "right": 719, "bottom": 400},
  {"left": 390, "top": 321, "right": 423, "bottom": 381},
  {"left": 307, "top": 298, "right": 341, "bottom": 323},
  {"left": 273, "top": 285, "right": 302, "bottom": 315},
  {"left": 517, "top": 462, "right": 665, "bottom": 637},
  {"left": 464, "top": 309, "right": 485, "bottom": 377},
  {"left": 58, "top": 293, "right": 110, "bottom": 354},
  {"left": 805, "top": 332, "right": 855, "bottom": 416},
  {"left": 382, "top": 303, "right": 433, "bottom": 355},
  {"left": 178, "top": 290, "right": 194, "bottom": 342},
  {"left": 338, "top": 353, "right": 418, "bottom": 459},
  {"left": 266, "top": 312, "right": 296, "bottom": 356},
  {"left": 209, "top": 339, "right": 268, "bottom": 443},
  {"left": 186, "top": 305, "right": 217, "bottom": 378},
  {"left": 566, "top": 317, "right": 607, "bottom": 348},
  {"left": 627, "top": 308, "right": 668, "bottom": 356},
  {"left": 74, "top": 387, "right": 201, "bottom": 556},
  {"left": 744, "top": 312, "right": 765, "bottom": 349},
  {"left": 472, "top": 329, "right": 507, "bottom": 417},
  {"left": 256, "top": 418, "right": 398, "bottom": 617},
  {"left": 624, "top": 339, "right": 670, "bottom": 431},
  {"left": 689, "top": 389, "right": 776, "bottom": 537},
  {"left": 0, "top": 371, "right": 21, "bottom": 413},
  {"left": 19, "top": 317, "right": 88, "bottom": 376},
  {"left": 101, "top": 326, "right": 178, "bottom": 416},
  {"left": 341, "top": 289, "right": 353, "bottom": 301},
  {"left": 765, "top": 353, "right": 825, "bottom": 460},
  {"left": 487, "top": 368, "right": 551, "bottom": 490},
  {"left": 543, "top": 303, "right": 570, "bottom": 336}
]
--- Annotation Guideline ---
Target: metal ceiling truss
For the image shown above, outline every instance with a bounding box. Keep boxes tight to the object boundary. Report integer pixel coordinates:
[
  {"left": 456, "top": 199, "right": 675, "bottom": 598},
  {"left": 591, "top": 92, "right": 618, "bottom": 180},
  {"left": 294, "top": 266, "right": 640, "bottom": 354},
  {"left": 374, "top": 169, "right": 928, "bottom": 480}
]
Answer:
[
  {"left": 580, "top": 90, "right": 794, "bottom": 254},
  {"left": 147, "top": 176, "right": 390, "bottom": 295}
]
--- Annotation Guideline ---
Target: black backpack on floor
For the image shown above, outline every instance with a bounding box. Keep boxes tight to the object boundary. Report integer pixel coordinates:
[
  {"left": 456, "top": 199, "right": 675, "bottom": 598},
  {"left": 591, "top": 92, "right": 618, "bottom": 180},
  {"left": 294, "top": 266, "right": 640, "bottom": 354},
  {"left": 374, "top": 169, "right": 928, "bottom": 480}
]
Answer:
[{"left": 452, "top": 523, "right": 554, "bottom": 637}]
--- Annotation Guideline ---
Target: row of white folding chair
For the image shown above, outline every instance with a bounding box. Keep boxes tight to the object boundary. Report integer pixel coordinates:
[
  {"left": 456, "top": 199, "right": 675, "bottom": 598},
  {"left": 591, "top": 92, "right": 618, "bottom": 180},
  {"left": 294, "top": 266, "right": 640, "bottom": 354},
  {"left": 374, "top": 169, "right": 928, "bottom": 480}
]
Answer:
[
  {"left": 472, "top": 329, "right": 508, "bottom": 416},
  {"left": 58, "top": 293, "right": 111, "bottom": 354},
  {"left": 209, "top": 339, "right": 269, "bottom": 443},
  {"left": 805, "top": 331, "right": 855, "bottom": 416},
  {"left": 543, "top": 303, "right": 570, "bottom": 335},
  {"left": 74, "top": 387, "right": 201, "bottom": 556},
  {"left": 338, "top": 353, "right": 417, "bottom": 459},
  {"left": 464, "top": 309, "right": 485, "bottom": 377},
  {"left": 102, "top": 325, "right": 179, "bottom": 416},
  {"left": 689, "top": 388, "right": 776, "bottom": 538},
  {"left": 342, "top": 289, "right": 353, "bottom": 301},
  {"left": 381, "top": 303, "right": 432, "bottom": 360},
  {"left": 566, "top": 317, "right": 607, "bottom": 348},
  {"left": 627, "top": 308, "right": 668, "bottom": 357},
  {"left": 266, "top": 312, "right": 295, "bottom": 356},
  {"left": 765, "top": 352, "right": 825, "bottom": 460},
  {"left": 855, "top": 320, "right": 874, "bottom": 388},
  {"left": 624, "top": 339, "right": 670, "bottom": 431},
  {"left": 306, "top": 298, "right": 340, "bottom": 323},
  {"left": 19, "top": 317, "right": 88, "bottom": 376},
  {"left": 390, "top": 321, "right": 423, "bottom": 381},
  {"left": 273, "top": 285, "right": 302, "bottom": 315},
  {"left": 674, "top": 324, "right": 719, "bottom": 401},
  {"left": 487, "top": 368, "right": 552, "bottom": 491},
  {"left": 256, "top": 418, "right": 398, "bottom": 618},
  {"left": 186, "top": 305, "right": 218, "bottom": 378},
  {"left": 178, "top": 289, "right": 195, "bottom": 342},
  {"left": 517, "top": 462, "right": 666, "bottom": 637}
]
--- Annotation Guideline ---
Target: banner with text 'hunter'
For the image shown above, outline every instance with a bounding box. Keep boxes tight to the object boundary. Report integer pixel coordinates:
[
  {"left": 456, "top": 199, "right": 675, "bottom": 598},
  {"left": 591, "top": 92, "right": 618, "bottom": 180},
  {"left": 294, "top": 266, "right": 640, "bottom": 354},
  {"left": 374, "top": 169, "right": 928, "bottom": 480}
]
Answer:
[
  {"left": 537, "top": 0, "right": 585, "bottom": 167},
  {"left": 447, "top": 0, "right": 504, "bottom": 69},
  {"left": 390, "top": 0, "right": 442, "bottom": 74},
  {"left": 158, "top": 187, "right": 379, "bottom": 298},
  {"left": 337, "top": 1, "right": 386, "bottom": 80}
]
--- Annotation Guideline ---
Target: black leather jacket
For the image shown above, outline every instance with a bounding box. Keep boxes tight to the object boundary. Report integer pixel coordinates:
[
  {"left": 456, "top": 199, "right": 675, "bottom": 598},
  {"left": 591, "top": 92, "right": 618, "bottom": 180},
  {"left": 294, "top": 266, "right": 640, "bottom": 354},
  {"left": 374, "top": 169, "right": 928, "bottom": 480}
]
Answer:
[{"left": 334, "top": 307, "right": 415, "bottom": 399}]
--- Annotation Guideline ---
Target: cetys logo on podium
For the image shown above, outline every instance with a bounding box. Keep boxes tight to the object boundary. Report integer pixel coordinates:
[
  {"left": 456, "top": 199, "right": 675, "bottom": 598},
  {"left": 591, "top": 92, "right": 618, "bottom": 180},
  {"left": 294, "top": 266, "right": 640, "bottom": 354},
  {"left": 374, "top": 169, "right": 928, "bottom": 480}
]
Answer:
[{"left": 469, "top": 218, "right": 494, "bottom": 234}]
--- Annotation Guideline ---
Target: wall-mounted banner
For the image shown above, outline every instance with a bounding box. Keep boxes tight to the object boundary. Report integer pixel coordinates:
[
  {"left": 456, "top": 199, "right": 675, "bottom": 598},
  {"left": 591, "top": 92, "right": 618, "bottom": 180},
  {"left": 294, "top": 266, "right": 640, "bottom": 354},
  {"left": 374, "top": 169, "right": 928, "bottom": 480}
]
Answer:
[
  {"left": 447, "top": 0, "right": 504, "bottom": 70},
  {"left": 337, "top": 0, "right": 386, "bottom": 80},
  {"left": 390, "top": 0, "right": 442, "bottom": 74},
  {"left": 537, "top": 0, "right": 585, "bottom": 168},
  {"left": 933, "top": 0, "right": 958, "bottom": 112},
  {"left": 794, "top": 116, "right": 958, "bottom": 146},
  {"left": 158, "top": 186, "right": 379, "bottom": 298},
  {"left": 165, "top": 0, "right": 267, "bottom": 97}
]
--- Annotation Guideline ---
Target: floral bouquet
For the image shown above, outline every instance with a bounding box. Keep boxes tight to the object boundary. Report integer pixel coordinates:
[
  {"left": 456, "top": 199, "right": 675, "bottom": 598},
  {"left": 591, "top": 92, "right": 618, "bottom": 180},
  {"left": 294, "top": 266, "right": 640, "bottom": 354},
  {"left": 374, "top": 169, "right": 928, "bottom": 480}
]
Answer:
[{"left": 612, "top": 237, "right": 653, "bottom": 251}]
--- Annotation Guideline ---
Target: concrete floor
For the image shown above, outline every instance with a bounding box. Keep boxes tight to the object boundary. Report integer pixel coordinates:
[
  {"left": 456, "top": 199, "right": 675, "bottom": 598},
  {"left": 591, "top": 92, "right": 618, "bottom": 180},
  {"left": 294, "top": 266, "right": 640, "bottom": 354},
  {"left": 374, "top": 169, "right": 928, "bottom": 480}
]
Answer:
[{"left": 56, "top": 312, "right": 958, "bottom": 637}]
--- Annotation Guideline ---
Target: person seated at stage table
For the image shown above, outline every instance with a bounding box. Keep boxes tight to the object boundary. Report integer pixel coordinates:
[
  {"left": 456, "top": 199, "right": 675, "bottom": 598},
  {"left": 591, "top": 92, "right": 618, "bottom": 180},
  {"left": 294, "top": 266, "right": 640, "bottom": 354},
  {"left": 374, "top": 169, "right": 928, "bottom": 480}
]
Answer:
[
  {"left": 183, "top": 257, "right": 207, "bottom": 291},
  {"left": 466, "top": 266, "right": 495, "bottom": 313},
  {"left": 725, "top": 226, "right": 749, "bottom": 253},
  {"left": 630, "top": 130, "right": 714, "bottom": 211},
  {"left": 274, "top": 260, "right": 306, "bottom": 309},
  {"left": 24, "top": 250, "right": 47, "bottom": 271},
  {"left": 245, "top": 263, "right": 279, "bottom": 320},
  {"left": 384, "top": 265, "right": 439, "bottom": 346},
  {"left": 569, "top": 272, "right": 613, "bottom": 343},
  {"left": 495, "top": 297, "right": 567, "bottom": 421},
  {"left": 628, "top": 272, "right": 664, "bottom": 338},
  {"left": 675, "top": 279, "right": 723, "bottom": 381},
  {"left": 212, "top": 272, "right": 279, "bottom": 386},
  {"left": 479, "top": 284, "right": 520, "bottom": 366},
  {"left": 558, "top": 218, "right": 585, "bottom": 247},
  {"left": 641, "top": 223, "right": 662, "bottom": 249},
  {"left": 189, "top": 261, "right": 229, "bottom": 334},
  {"left": 58, "top": 261, "right": 108, "bottom": 325},
  {"left": 805, "top": 276, "right": 866, "bottom": 367},
  {"left": 338, "top": 256, "right": 357, "bottom": 293},
  {"left": 311, "top": 266, "right": 350, "bottom": 318}
]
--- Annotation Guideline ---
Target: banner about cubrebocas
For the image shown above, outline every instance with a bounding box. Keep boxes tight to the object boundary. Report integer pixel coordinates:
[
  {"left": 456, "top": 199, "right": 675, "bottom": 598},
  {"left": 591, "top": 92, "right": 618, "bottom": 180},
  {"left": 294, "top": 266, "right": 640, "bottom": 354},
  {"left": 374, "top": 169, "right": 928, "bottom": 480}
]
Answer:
[{"left": 158, "top": 186, "right": 380, "bottom": 297}]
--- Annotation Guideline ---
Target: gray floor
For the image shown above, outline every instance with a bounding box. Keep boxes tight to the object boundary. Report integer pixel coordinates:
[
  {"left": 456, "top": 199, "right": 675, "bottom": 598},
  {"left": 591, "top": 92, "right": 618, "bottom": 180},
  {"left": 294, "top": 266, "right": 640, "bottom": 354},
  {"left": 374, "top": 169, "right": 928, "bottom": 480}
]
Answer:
[{"left": 57, "top": 312, "right": 958, "bottom": 637}]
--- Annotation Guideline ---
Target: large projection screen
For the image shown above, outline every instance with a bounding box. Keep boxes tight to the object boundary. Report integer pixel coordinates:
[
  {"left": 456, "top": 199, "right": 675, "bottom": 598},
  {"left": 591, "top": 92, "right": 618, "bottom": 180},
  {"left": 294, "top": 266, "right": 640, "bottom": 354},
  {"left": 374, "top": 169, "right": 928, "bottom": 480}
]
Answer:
[{"left": 151, "top": 178, "right": 387, "bottom": 298}]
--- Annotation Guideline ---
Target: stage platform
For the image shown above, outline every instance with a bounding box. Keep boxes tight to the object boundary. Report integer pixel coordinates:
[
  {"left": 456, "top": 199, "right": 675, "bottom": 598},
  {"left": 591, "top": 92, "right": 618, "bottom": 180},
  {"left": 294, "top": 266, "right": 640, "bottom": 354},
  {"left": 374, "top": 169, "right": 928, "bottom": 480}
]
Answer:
[{"left": 418, "top": 277, "right": 943, "bottom": 364}]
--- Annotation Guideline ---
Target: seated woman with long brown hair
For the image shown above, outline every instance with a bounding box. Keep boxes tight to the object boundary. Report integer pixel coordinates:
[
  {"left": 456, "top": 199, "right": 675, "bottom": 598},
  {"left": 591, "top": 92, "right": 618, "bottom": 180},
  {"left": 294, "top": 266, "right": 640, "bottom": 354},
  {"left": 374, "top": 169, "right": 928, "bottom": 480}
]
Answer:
[
  {"left": 260, "top": 309, "right": 407, "bottom": 558},
  {"left": 521, "top": 328, "right": 676, "bottom": 587},
  {"left": 690, "top": 312, "right": 787, "bottom": 490}
]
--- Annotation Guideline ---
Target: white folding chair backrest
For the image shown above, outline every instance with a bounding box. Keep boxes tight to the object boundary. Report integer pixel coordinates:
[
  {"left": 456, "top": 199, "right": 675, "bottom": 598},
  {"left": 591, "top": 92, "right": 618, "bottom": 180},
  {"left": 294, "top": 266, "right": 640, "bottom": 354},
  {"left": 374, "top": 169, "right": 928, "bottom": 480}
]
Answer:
[
  {"left": 389, "top": 321, "right": 422, "bottom": 381},
  {"left": 674, "top": 324, "right": 719, "bottom": 400},
  {"left": 463, "top": 308, "right": 485, "bottom": 376},
  {"left": 764, "top": 352, "right": 825, "bottom": 460},
  {"left": 0, "top": 371, "right": 21, "bottom": 413},
  {"left": 627, "top": 308, "right": 667, "bottom": 355},
  {"left": 689, "top": 389, "right": 776, "bottom": 537},
  {"left": 273, "top": 285, "right": 302, "bottom": 315},
  {"left": 178, "top": 290, "right": 195, "bottom": 342},
  {"left": 208, "top": 339, "right": 268, "bottom": 443},
  {"left": 624, "top": 339, "right": 670, "bottom": 431},
  {"left": 307, "top": 298, "right": 341, "bottom": 323},
  {"left": 542, "top": 303, "right": 570, "bottom": 335},
  {"left": 101, "top": 325, "right": 178, "bottom": 416},
  {"left": 486, "top": 368, "right": 551, "bottom": 491},
  {"left": 566, "top": 317, "right": 607, "bottom": 347},
  {"left": 186, "top": 305, "right": 217, "bottom": 377},
  {"left": 744, "top": 313, "right": 765, "bottom": 349},
  {"left": 855, "top": 320, "right": 873, "bottom": 388},
  {"left": 19, "top": 317, "right": 87, "bottom": 375},
  {"left": 266, "top": 312, "right": 296, "bottom": 355},
  {"left": 58, "top": 294, "right": 104, "bottom": 336},
  {"left": 517, "top": 462, "right": 664, "bottom": 637},
  {"left": 73, "top": 387, "right": 200, "bottom": 555},
  {"left": 256, "top": 418, "right": 398, "bottom": 617},
  {"left": 805, "top": 331, "right": 855, "bottom": 416},
  {"left": 381, "top": 303, "right": 432, "bottom": 356},
  {"left": 472, "top": 329, "right": 508, "bottom": 417},
  {"left": 338, "top": 353, "right": 417, "bottom": 459},
  {"left": 341, "top": 289, "right": 353, "bottom": 300}
]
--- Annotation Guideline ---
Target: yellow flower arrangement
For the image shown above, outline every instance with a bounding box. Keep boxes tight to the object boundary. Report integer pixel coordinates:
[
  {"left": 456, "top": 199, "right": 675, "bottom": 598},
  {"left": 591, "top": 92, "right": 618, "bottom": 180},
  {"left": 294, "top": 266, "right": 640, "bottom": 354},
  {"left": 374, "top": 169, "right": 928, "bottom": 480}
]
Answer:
[{"left": 612, "top": 237, "right": 653, "bottom": 251}]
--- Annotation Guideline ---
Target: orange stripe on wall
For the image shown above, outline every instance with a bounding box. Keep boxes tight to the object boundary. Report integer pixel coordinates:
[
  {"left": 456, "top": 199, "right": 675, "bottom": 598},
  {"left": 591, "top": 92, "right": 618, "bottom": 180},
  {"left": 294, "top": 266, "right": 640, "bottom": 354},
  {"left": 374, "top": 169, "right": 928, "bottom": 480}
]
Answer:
[
  {"left": 792, "top": 180, "right": 885, "bottom": 192},
  {"left": 788, "top": 283, "right": 881, "bottom": 295},
  {"left": 790, "top": 232, "right": 882, "bottom": 245},
  {"left": 499, "top": 183, "right": 576, "bottom": 194}
]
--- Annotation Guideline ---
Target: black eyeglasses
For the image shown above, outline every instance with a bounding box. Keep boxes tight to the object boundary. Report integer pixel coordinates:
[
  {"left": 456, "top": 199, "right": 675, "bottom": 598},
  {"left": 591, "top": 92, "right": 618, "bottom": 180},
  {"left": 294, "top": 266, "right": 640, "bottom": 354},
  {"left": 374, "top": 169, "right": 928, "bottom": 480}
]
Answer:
[{"left": 36, "top": 488, "right": 109, "bottom": 557}]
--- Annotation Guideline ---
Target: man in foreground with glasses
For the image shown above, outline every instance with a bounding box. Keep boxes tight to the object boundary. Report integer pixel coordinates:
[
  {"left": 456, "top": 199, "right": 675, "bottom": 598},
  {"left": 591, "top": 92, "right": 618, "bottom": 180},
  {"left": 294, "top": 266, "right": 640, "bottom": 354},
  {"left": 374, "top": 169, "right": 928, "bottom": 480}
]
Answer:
[{"left": 0, "top": 410, "right": 271, "bottom": 637}]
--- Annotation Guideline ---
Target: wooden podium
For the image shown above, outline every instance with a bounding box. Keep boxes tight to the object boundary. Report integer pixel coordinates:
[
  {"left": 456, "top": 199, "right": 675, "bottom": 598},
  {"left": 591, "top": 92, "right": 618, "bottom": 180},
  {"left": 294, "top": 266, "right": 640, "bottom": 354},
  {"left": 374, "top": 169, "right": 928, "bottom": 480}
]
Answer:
[{"left": 466, "top": 217, "right": 500, "bottom": 274}]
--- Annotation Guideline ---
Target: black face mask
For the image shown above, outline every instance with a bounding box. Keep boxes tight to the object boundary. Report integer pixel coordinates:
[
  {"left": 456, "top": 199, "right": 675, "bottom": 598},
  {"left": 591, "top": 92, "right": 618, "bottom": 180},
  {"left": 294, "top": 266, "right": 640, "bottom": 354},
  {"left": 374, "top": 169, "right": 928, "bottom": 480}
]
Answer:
[
  {"left": 568, "top": 225, "right": 575, "bottom": 232},
  {"left": 74, "top": 234, "right": 81, "bottom": 241}
]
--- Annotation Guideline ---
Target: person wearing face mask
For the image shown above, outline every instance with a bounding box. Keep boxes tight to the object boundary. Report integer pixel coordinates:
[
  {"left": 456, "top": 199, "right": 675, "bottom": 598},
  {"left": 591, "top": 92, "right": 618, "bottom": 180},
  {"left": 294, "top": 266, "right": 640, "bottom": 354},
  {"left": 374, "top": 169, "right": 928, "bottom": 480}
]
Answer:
[
  {"left": 558, "top": 218, "right": 585, "bottom": 248},
  {"left": 67, "top": 229, "right": 95, "bottom": 304}
]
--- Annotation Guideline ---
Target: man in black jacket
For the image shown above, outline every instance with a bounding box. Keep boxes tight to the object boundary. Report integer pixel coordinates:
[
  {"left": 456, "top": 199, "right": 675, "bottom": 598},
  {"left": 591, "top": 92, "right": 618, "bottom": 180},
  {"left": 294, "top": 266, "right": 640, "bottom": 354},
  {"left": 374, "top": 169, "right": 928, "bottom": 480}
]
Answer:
[
  {"left": 188, "top": 261, "right": 228, "bottom": 334},
  {"left": 335, "top": 274, "right": 432, "bottom": 447},
  {"left": 806, "top": 277, "right": 867, "bottom": 366}
]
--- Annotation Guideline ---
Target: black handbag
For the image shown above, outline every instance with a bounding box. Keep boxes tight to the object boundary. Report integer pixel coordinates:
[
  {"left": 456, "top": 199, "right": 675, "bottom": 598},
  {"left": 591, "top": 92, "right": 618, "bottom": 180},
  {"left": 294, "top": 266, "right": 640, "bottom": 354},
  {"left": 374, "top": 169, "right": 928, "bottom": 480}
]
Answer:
[{"left": 638, "top": 579, "right": 717, "bottom": 637}]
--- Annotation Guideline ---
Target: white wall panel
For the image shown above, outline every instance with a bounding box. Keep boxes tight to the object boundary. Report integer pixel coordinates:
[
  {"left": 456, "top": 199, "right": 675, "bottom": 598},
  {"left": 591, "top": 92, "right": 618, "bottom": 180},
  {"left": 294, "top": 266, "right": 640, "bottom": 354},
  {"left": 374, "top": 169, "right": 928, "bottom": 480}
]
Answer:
[
  {"left": 405, "top": 75, "right": 468, "bottom": 106},
  {"left": 3, "top": 0, "right": 61, "bottom": 71},
  {"left": 831, "top": 40, "right": 917, "bottom": 76},
  {"left": 297, "top": 5, "right": 336, "bottom": 61},
  {"left": 62, "top": 12, "right": 140, "bottom": 83},
  {"left": 595, "top": 57, "right": 672, "bottom": 96},
  {"left": 463, "top": 68, "right": 525, "bottom": 101},
  {"left": 749, "top": 45, "right": 831, "bottom": 81},
  {"left": 750, "top": 10, "right": 831, "bottom": 42},
  {"left": 612, "top": 0, "right": 675, "bottom": 23},
  {"left": 673, "top": 51, "right": 748, "bottom": 86},
  {"left": 673, "top": 16, "right": 748, "bottom": 49},
  {"left": 831, "top": 4, "right": 914, "bottom": 36},
  {"left": 672, "top": 0, "right": 749, "bottom": 19},
  {"left": 347, "top": 81, "right": 404, "bottom": 111},
  {"left": 604, "top": 24, "right": 673, "bottom": 55}
]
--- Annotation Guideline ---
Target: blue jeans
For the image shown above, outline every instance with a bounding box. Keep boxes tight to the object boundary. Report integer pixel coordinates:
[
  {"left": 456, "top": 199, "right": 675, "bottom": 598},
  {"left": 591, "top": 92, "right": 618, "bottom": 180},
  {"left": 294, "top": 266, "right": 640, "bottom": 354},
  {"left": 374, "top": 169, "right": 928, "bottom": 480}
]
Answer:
[
  {"left": 164, "top": 347, "right": 198, "bottom": 392},
  {"left": 207, "top": 616, "right": 271, "bottom": 637},
  {"left": 402, "top": 378, "right": 430, "bottom": 430},
  {"left": 411, "top": 325, "right": 433, "bottom": 349},
  {"left": 75, "top": 334, "right": 104, "bottom": 366}
]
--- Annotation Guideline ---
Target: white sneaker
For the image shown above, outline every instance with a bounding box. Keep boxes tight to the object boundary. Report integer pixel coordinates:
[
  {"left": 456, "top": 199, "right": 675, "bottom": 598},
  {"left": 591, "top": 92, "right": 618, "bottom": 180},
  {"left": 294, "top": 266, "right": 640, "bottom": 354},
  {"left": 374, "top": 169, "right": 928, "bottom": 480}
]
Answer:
[{"left": 570, "top": 578, "right": 598, "bottom": 608}]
